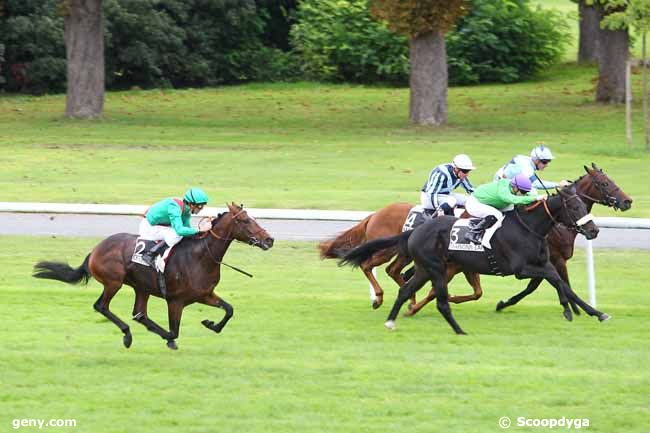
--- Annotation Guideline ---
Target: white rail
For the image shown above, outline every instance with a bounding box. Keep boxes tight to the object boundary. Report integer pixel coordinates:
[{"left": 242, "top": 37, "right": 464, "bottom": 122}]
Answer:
[{"left": 3, "top": 201, "right": 649, "bottom": 308}]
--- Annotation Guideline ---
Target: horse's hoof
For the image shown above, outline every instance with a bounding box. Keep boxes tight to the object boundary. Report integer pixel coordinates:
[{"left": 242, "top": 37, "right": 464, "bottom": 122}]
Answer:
[
  {"left": 167, "top": 340, "right": 178, "bottom": 350},
  {"left": 456, "top": 330, "right": 467, "bottom": 335},
  {"left": 563, "top": 309, "right": 573, "bottom": 322},
  {"left": 123, "top": 333, "right": 132, "bottom": 348},
  {"left": 384, "top": 320, "right": 396, "bottom": 331},
  {"left": 403, "top": 309, "right": 414, "bottom": 317},
  {"left": 598, "top": 313, "right": 611, "bottom": 322},
  {"left": 495, "top": 301, "right": 506, "bottom": 312},
  {"left": 202, "top": 319, "right": 214, "bottom": 328},
  {"left": 372, "top": 300, "right": 382, "bottom": 310}
]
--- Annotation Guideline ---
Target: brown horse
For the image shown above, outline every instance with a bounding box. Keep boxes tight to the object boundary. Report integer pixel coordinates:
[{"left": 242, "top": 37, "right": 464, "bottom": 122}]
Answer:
[
  {"left": 33, "top": 203, "right": 274, "bottom": 350},
  {"left": 321, "top": 163, "right": 631, "bottom": 312}
]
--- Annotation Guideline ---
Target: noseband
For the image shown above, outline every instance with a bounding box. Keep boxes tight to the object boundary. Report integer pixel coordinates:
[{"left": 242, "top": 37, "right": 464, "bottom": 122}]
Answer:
[{"left": 204, "top": 209, "right": 268, "bottom": 247}]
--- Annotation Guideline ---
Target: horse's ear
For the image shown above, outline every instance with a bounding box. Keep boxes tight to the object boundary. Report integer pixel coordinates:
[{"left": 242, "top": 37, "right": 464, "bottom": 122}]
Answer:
[
  {"left": 584, "top": 165, "right": 591, "bottom": 174},
  {"left": 591, "top": 162, "right": 603, "bottom": 172}
]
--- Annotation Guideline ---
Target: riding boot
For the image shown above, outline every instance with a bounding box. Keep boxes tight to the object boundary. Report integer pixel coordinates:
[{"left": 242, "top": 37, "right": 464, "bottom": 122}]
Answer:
[
  {"left": 141, "top": 241, "right": 168, "bottom": 267},
  {"left": 465, "top": 215, "right": 498, "bottom": 244}
]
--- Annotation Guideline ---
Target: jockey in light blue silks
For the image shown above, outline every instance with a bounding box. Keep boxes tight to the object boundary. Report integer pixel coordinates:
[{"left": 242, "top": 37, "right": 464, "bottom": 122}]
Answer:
[
  {"left": 420, "top": 154, "right": 476, "bottom": 217},
  {"left": 494, "top": 145, "right": 569, "bottom": 192},
  {"left": 139, "top": 187, "right": 211, "bottom": 272}
]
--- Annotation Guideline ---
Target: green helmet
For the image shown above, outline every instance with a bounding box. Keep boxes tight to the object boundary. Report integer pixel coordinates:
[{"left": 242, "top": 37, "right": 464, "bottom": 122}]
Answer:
[{"left": 184, "top": 187, "right": 209, "bottom": 205}]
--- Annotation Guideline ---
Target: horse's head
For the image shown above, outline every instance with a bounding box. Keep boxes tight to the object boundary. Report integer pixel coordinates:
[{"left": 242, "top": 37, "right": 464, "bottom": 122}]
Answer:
[
  {"left": 579, "top": 163, "right": 632, "bottom": 211},
  {"left": 218, "top": 203, "right": 274, "bottom": 250},
  {"left": 557, "top": 184, "right": 599, "bottom": 240}
]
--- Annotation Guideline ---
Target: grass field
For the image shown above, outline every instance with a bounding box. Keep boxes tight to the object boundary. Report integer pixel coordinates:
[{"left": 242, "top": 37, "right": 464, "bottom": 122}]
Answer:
[
  {"left": 1, "top": 236, "right": 648, "bottom": 433},
  {"left": 1, "top": 63, "right": 649, "bottom": 215}
]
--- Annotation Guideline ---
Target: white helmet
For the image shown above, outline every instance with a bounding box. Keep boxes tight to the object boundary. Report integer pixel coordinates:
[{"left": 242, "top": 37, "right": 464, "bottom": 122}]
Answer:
[
  {"left": 530, "top": 145, "right": 554, "bottom": 161},
  {"left": 451, "top": 154, "right": 475, "bottom": 170}
]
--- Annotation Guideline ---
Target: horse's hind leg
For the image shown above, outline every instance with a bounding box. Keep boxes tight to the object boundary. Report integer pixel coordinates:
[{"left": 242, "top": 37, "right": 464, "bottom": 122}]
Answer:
[
  {"left": 385, "top": 271, "right": 429, "bottom": 330},
  {"left": 428, "top": 263, "right": 466, "bottom": 335},
  {"left": 448, "top": 271, "right": 483, "bottom": 304},
  {"left": 199, "top": 292, "right": 234, "bottom": 334},
  {"left": 361, "top": 248, "right": 396, "bottom": 310},
  {"left": 93, "top": 285, "right": 132, "bottom": 348},
  {"left": 385, "top": 254, "right": 417, "bottom": 307},
  {"left": 132, "top": 290, "right": 173, "bottom": 341},
  {"left": 553, "top": 258, "right": 580, "bottom": 315}
]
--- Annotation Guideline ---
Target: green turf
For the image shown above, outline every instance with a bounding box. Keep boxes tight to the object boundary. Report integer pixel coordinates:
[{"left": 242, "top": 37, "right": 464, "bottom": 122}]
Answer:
[
  {"left": 1, "top": 63, "right": 649, "bottom": 215},
  {"left": 1, "top": 236, "right": 648, "bottom": 433}
]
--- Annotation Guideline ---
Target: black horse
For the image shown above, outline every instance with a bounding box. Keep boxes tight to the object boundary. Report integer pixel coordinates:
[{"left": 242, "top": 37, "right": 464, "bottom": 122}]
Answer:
[
  {"left": 340, "top": 185, "right": 603, "bottom": 335},
  {"left": 33, "top": 203, "right": 274, "bottom": 350}
]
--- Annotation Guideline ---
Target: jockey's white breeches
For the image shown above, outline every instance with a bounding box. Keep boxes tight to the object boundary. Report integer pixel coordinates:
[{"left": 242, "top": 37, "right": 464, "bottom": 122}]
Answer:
[
  {"left": 465, "top": 196, "right": 513, "bottom": 248},
  {"left": 138, "top": 218, "right": 183, "bottom": 260},
  {"left": 420, "top": 192, "right": 468, "bottom": 211}
]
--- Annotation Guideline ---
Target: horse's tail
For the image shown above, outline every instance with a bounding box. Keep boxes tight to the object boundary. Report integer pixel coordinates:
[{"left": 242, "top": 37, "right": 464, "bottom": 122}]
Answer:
[
  {"left": 318, "top": 214, "right": 372, "bottom": 259},
  {"left": 339, "top": 230, "right": 413, "bottom": 268},
  {"left": 33, "top": 254, "right": 91, "bottom": 285}
]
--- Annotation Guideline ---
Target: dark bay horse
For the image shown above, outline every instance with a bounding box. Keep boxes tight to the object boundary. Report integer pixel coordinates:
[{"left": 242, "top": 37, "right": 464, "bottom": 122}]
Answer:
[
  {"left": 33, "top": 203, "right": 274, "bottom": 350},
  {"left": 340, "top": 185, "right": 604, "bottom": 334},
  {"left": 406, "top": 163, "right": 632, "bottom": 315}
]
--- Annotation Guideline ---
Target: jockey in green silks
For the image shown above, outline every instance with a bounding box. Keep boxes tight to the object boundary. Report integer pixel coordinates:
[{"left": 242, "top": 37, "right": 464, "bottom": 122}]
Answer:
[{"left": 139, "top": 187, "right": 211, "bottom": 272}]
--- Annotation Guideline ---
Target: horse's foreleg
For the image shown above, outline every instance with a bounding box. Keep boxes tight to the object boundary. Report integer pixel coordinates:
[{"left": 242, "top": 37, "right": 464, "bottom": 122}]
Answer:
[
  {"left": 93, "top": 287, "right": 132, "bottom": 348},
  {"left": 199, "top": 292, "right": 234, "bottom": 334},
  {"left": 132, "top": 290, "right": 173, "bottom": 341},
  {"left": 165, "top": 301, "right": 184, "bottom": 350},
  {"left": 496, "top": 278, "right": 543, "bottom": 312},
  {"left": 517, "top": 263, "right": 573, "bottom": 321},
  {"left": 552, "top": 257, "right": 580, "bottom": 315}
]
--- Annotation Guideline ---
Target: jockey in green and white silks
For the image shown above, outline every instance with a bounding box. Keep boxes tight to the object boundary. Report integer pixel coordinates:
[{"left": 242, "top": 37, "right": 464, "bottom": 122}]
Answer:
[
  {"left": 465, "top": 175, "right": 543, "bottom": 248},
  {"left": 494, "top": 145, "right": 568, "bottom": 191},
  {"left": 139, "top": 187, "right": 211, "bottom": 271}
]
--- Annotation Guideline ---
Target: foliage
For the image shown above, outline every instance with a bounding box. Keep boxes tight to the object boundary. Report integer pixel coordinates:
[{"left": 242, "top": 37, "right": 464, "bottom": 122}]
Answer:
[
  {"left": 369, "top": 0, "right": 469, "bottom": 38},
  {"left": 447, "top": 0, "right": 571, "bottom": 84},
  {"left": 290, "top": 0, "right": 409, "bottom": 83},
  {"left": 602, "top": 0, "right": 650, "bottom": 32},
  {"left": 291, "top": 0, "right": 569, "bottom": 85},
  {"left": 0, "top": 0, "right": 297, "bottom": 92}
]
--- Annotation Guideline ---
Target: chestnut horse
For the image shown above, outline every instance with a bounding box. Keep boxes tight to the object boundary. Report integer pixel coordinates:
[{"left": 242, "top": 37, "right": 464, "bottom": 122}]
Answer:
[
  {"left": 33, "top": 203, "right": 274, "bottom": 350},
  {"left": 321, "top": 164, "right": 631, "bottom": 313}
]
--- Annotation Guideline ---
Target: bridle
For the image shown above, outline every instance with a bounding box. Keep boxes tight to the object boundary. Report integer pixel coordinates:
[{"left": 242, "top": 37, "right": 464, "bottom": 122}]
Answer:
[
  {"left": 204, "top": 208, "right": 268, "bottom": 248},
  {"left": 198, "top": 208, "right": 267, "bottom": 278},
  {"left": 519, "top": 194, "right": 594, "bottom": 238},
  {"left": 577, "top": 172, "right": 621, "bottom": 209}
]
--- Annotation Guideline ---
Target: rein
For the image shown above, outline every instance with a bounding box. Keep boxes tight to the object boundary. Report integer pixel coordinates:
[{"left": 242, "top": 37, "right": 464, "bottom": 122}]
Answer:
[{"left": 197, "top": 209, "right": 258, "bottom": 278}]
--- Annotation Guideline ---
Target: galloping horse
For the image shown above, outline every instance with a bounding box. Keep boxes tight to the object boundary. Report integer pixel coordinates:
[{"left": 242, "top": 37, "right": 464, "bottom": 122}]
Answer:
[
  {"left": 322, "top": 164, "right": 631, "bottom": 312},
  {"left": 319, "top": 203, "right": 476, "bottom": 309},
  {"left": 340, "top": 185, "right": 604, "bottom": 334},
  {"left": 405, "top": 163, "right": 632, "bottom": 315},
  {"left": 33, "top": 203, "right": 274, "bottom": 350}
]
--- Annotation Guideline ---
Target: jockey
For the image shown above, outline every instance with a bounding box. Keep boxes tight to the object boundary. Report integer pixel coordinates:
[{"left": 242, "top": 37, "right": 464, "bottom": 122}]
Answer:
[
  {"left": 465, "top": 174, "right": 543, "bottom": 246},
  {"left": 420, "top": 154, "right": 475, "bottom": 217},
  {"left": 494, "top": 145, "right": 569, "bottom": 192},
  {"left": 139, "top": 187, "right": 211, "bottom": 271}
]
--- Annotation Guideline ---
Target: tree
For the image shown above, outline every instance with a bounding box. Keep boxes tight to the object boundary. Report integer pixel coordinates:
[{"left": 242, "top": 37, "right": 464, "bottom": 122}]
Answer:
[
  {"left": 370, "top": 0, "right": 468, "bottom": 125},
  {"left": 577, "top": 0, "right": 601, "bottom": 63},
  {"left": 603, "top": 0, "right": 650, "bottom": 150},
  {"left": 596, "top": 1, "right": 629, "bottom": 103},
  {"left": 62, "top": 0, "right": 104, "bottom": 119}
]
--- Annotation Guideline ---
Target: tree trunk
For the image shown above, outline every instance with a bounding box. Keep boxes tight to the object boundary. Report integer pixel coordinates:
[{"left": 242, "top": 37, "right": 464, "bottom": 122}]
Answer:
[
  {"left": 578, "top": 1, "right": 601, "bottom": 64},
  {"left": 64, "top": 0, "right": 104, "bottom": 119},
  {"left": 596, "top": 24, "right": 629, "bottom": 103},
  {"left": 409, "top": 31, "right": 447, "bottom": 126}
]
